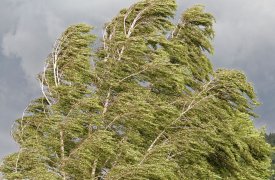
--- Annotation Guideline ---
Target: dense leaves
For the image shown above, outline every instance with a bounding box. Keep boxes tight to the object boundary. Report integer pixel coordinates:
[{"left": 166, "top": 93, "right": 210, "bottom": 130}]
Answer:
[
  {"left": 266, "top": 133, "right": 275, "bottom": 179},
  {"left": 1, "top": 0, "right": 272, "bottom": 179}
]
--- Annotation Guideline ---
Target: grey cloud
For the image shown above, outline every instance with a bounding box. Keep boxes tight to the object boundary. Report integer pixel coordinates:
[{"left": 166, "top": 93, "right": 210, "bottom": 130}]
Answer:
[
  {"left": 1, "top": 0, "right": 138, "bottom": 83},
  {"left": 0, "top": 54, "right": 38, "bottom": 158},
  {"left": 0, "top": 1, "right": 20, "bottom": 35}
]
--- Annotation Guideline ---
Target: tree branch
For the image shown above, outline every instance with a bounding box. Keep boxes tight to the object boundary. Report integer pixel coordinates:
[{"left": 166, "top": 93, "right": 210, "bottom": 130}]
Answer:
[
  {"left": 60, "top": 129, "right": 66, "bottom": 180},
  {"left": 138, "top": 130, "right": 165, "bottom": 165},
  {"left": 117, "top": 5, "right": 151, "bottom": 61},
  {"left": 138, "top": 81, "right": 216, "bottom": 165},
  {"left": 91, "top": 158, "right": 98, "bottom": 179},
  {"left": 103, "top": 88, "right": 111, "bottom": 115}
]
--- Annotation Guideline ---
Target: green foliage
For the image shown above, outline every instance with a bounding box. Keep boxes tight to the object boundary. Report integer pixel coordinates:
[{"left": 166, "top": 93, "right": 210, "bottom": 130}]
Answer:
[
  {"left": 1, "top": 0, "right": 272, "bottom": 179},
  {"left": 266, "top": 133, "right": 275, "bottom": 147},
  {"left": 266, "top": 133, "right": 275, "bottom": 179}
]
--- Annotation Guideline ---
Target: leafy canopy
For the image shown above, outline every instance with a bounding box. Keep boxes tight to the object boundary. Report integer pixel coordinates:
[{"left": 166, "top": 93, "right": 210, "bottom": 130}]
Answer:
[{"left": 1, "top": 0, "right": 272, "bottom": 179}]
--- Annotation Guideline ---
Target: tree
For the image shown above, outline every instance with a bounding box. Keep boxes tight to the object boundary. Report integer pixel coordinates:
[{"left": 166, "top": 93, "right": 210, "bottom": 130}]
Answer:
[
  {"left": 1, "top": 0, "right": 272, "bottom": 179},
  {"left": 266, "top": 133, "right": 275, "bottom": 179}
]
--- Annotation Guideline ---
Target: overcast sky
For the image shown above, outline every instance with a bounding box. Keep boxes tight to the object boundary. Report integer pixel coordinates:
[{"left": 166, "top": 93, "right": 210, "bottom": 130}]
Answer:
[{"left": 1, "top": 0, "right": 275, "bottom": 160}]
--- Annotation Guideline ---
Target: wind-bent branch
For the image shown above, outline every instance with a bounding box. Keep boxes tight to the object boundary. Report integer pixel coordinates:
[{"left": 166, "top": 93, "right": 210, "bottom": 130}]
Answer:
[
  {"left": 117, "top": 5, "right": 151, "bottom": 61},
  {"left": 138, "top": 81, "right": 216, "bottom": 165}
]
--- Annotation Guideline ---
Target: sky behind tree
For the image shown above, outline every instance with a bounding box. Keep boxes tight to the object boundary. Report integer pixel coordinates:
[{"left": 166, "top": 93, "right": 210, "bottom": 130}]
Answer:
[{"left": 1, "top": 0, "right": 275, "bottom": 159}]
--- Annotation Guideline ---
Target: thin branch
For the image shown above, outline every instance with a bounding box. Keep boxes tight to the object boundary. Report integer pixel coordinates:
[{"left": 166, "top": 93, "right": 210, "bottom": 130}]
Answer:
[
  {"left": 123, "top": 4, "right": 135, "bottom": 35},
  {"left": 170, "top": 19, "right": 181, "bottom": 39},
  {"left": 103, "top": 88, "right": 111, "bottom": 115},
  {"left": 138, "top": 81, "right": 217, "bottom": 165},
  {"left": 117, "top": 61, "right": 178, "bottom": 84},
  {"left": 105, "top": 116, "right": 120, "bottom": 130},
  {"left": 103, "top": 23, "right": 117, "bottom": 62},
  {"left": 15, "top": 148, "right": 22, "bottom": 173},
  {"left": 126, "top": 6, "right": 150, "bottom": 38},
  {"left": 52, "top": 39, "right": 60, "bottom": 87},
  {"left": 138, "top": 130, "right": 165, "bottom": 165},
  {"left": 117, "top": 46, "right": 125, "bottom": 61},
  {"left": 118, "top": 66, "right": 149, "bottom": 84},
  {"left": 51, "top": 29, "right": 75, "bottom": 87},
  {"left": 103, "top": 25, "right": 108, "bottom": 51},
  {"left": 41, "top": 60, "right": 52, "bottom": 106},
  {"left": 170, "top": 18, "right": 186, "bottom": 39},
  {"left": 117, "top": 5, "right": 151, "bottom": 61},
  {"left": 19, "top": 104, "right": 31, "bottom": 141},
  {"left": 60, "top": 129, "right": 66, "bottom": 180},
  {"left": 91, "top": 158, "right": 98, "bottom": 179}
]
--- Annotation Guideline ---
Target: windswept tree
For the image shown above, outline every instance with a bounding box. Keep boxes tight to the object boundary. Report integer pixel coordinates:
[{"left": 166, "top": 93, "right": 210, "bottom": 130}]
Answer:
[{"left": 1, "top": 0, "right": 272, "bottom": 179}]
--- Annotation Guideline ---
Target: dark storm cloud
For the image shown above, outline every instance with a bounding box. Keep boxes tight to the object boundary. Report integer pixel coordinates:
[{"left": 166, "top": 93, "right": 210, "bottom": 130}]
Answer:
[
  {"left": 1, "top": 0, "right": 275, "bottom": 159},
  {"left": 1, "top": 0, "right": 138, "bottom": 81},
  {"left": 0, "top": 54, "right": 38, "bottom": 158}
]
